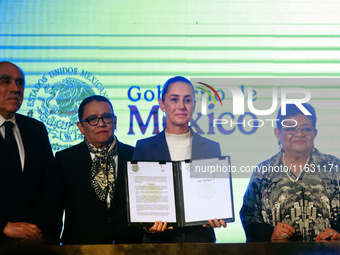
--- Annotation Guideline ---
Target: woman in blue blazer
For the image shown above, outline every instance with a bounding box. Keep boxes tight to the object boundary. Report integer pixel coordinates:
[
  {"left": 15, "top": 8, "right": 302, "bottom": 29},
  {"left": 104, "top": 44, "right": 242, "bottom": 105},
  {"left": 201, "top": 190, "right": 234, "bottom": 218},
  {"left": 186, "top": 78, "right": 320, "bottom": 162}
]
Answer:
[{"left": 133, "top": 76, "right": 226, "bottom": 243}]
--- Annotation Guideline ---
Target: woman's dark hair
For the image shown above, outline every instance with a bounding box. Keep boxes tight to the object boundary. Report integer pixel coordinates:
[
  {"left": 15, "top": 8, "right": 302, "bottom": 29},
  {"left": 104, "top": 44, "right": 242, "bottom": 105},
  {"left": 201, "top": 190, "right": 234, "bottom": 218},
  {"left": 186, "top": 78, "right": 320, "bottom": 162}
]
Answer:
[
  {"left": 161, "top": 76, "right": 195, "bottom": 101},
  {"left": 276, "top": 103, "right": 317, "bottom": 130},
  {"left": 78, "top": 95, "right": 114, "bottom": 121}
]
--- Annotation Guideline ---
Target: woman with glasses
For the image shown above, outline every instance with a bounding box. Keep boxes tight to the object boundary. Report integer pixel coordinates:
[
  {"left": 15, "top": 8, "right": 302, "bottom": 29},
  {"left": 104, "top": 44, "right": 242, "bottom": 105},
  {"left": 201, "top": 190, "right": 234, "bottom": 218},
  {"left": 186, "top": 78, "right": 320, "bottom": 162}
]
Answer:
[
  {"left": 240, "top": 103, "right": 340, "bottom": 242},
  {"left": 55, "top": 95, "right": 142, "bottom": 244}
]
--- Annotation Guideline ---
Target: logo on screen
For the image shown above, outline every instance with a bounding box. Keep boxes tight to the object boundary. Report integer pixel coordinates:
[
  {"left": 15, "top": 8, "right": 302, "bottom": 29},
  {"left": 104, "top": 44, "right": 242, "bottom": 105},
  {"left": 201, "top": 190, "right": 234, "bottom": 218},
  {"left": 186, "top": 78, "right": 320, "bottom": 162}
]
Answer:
[
  {"left": 195, "top": 82, "right": 223, "bottom": 115},
  {"left": 26, "top": 67, "right": 108, "bottom": 152},
  {"left": 193, "top": 80, "right": 311, "bottom": 116}
]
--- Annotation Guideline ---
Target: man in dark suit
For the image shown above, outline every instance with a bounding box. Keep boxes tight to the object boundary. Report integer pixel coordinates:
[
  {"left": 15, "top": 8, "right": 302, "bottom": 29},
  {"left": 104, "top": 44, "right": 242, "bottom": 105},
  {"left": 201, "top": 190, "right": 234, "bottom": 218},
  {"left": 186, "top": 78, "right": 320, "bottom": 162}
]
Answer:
[
  {"left": 55, "top": 95, "right": 142, "bottom": 244},
  {"left": 0, "top": 61, "right": 60, "bottom": 244}
]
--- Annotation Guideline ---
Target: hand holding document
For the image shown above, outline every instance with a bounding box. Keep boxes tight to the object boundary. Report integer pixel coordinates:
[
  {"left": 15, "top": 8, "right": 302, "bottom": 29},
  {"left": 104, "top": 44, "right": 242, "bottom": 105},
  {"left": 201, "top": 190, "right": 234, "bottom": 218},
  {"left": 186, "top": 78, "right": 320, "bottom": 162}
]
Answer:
[
  {"left": 203, "top": 218, "right": 227, "bottom": 228},
  {"left": 126, "top": 157, "right": 234, "bottom": 227},
  {"left": 145, "top": 221, "right": 174, "bottom": 233}
]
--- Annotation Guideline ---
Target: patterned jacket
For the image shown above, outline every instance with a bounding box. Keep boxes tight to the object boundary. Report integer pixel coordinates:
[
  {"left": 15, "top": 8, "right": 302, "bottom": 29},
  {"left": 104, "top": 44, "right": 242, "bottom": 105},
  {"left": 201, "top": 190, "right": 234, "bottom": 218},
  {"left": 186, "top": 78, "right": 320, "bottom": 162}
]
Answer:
[{"left": 240, "top": 148, "right": 340, "bottom": 242}]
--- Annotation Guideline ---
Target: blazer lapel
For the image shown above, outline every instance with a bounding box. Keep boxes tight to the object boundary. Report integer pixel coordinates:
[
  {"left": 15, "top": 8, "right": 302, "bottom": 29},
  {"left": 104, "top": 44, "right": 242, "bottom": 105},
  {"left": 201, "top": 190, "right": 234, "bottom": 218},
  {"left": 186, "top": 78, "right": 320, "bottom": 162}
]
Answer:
[
  {"left": 16, "top": 115, "right": 33, "bottom": 178},
  {"left": 0, "top": 134, "right": 21, "bottom": 176},
  {"left": 78, "top": 141, "right": 93, "bottom": 173},
  {"left": 150, "top": 130, "right": 171, "bottom": 161},
  {"left": 116, "top": 141, "right": 126, "bottom": 195},
  {"left": 0, "top": 133, "right": 11, "bottom": 159},
  {"left": 191, "top": 130, "right": 207, "bottom": 160},
  {"left": 109, "top": 141, "right": 128, "bottom": 212}
]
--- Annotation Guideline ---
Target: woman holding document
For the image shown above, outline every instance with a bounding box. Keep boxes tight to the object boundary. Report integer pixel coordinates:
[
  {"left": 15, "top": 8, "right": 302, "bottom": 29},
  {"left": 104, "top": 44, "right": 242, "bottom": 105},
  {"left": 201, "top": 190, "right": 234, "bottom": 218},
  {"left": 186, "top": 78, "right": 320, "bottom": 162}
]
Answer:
[{"left": 133, "top": 76, "right": 227, "bottom": 243}]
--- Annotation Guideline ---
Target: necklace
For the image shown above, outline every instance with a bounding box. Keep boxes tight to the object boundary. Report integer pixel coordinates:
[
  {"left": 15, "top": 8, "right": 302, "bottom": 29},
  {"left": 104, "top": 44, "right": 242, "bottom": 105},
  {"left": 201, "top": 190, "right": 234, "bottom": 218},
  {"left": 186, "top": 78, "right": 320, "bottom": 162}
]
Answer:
[{"left": 282, "top": 153, "right": 310, "bottom": 183}]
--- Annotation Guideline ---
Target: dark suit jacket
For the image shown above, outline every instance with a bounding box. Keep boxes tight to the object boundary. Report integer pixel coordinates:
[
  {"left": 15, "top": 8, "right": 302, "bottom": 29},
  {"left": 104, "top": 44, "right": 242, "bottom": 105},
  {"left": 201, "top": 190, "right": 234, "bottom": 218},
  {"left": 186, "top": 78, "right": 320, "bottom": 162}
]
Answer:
[
  {"left": 0, "top": 114, "right": 60, "bottom": 244},
  {"left": 55, "top": 140, "right": 142, "bottom": 244},
  {"left": 133, "top": 129, "right": 221, "bottom": 243}
]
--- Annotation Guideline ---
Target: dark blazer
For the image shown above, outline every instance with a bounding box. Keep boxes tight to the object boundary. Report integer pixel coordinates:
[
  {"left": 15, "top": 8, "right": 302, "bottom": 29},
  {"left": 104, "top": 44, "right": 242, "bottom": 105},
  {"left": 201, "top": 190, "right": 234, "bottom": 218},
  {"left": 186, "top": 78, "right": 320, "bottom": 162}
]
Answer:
[
  {"left": 0, "top": 114, "right": 60, "bottom": 244},
  {"left": 55, "top": 140, "right": 142, "bottom": 244},
  {"left": 133, "top": 129, "right": 221, "bottom": 243}
]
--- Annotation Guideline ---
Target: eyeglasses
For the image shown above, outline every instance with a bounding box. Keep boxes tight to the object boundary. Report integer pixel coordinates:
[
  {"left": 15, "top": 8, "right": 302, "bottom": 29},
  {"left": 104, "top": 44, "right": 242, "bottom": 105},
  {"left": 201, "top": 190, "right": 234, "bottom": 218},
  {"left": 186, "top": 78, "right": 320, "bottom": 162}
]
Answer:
[
  {"left": 282, "top": 126, "right": 316, "bottom": 136},
  {"left": 81, "top": 114, "right": 115, "bottom": 126}
]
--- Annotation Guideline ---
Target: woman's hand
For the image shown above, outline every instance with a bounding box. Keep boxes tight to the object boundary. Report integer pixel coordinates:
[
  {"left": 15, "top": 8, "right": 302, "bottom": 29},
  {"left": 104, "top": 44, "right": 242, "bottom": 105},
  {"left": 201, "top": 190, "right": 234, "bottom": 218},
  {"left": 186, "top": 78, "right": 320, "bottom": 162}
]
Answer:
[
  {"left": 203, "top": 218, "right": 227, "bottom": 228},
  {"left": 145, "top": 221, "right": 174, "bottom": 234},
  {"left": 317, "top": 228, "right": 340, "bottom": 240},
  {"left": 271, "top": 222, "right": 295, "bottom": 240}
]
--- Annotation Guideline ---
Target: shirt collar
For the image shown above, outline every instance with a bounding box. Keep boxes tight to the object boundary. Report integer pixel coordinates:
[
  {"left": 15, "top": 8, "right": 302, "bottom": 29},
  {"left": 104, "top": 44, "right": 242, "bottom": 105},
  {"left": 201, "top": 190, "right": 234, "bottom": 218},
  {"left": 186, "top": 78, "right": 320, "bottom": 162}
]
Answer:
[{"left": 0, "top": 114, "right": 17, "bottom": 127}]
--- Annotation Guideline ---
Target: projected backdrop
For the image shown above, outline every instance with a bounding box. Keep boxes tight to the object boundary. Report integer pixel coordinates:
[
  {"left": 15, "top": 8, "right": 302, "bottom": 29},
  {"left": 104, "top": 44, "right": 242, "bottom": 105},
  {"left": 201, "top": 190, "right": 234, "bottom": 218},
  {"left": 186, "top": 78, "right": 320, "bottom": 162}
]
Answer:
[{"left": 1, "top": 0, "right": 340, "bottom": 243}]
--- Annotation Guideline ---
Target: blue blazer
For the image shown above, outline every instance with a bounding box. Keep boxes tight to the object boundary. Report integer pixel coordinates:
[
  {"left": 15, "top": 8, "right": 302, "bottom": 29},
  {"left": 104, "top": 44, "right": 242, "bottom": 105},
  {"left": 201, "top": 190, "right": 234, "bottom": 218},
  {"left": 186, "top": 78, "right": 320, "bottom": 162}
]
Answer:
[
  {"left": 133, "top": 129, "right": 221, "bottom": 162},
  {"left": 133, "top": 129, "right": 221, "bottom": 243}
]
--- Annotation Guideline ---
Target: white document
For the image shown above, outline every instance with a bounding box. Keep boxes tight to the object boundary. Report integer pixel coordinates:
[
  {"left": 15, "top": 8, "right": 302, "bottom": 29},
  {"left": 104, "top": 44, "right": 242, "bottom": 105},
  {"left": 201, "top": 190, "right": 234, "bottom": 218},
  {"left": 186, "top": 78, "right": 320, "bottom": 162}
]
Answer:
[
  {"left": 127, "top": 161, "right": 177, "bottom": 223},
  {"left": 181, "top": 158, "right": 233, "bottom": 223}
]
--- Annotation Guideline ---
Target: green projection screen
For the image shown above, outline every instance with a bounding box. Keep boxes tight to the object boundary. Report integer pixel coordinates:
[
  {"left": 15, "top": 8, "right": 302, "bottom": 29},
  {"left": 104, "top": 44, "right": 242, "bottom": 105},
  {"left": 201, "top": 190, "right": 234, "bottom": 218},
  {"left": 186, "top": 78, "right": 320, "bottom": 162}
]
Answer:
[{"left": 1, "top": 0, "right": 340, "bottom": 243}]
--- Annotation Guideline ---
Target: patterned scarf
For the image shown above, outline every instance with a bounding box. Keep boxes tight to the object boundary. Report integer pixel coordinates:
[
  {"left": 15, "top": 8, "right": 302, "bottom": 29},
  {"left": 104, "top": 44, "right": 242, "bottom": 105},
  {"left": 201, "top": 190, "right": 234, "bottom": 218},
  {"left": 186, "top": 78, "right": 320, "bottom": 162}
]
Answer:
[{"left": 85, "top": 136, "right": 118, "bottom": 207}]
